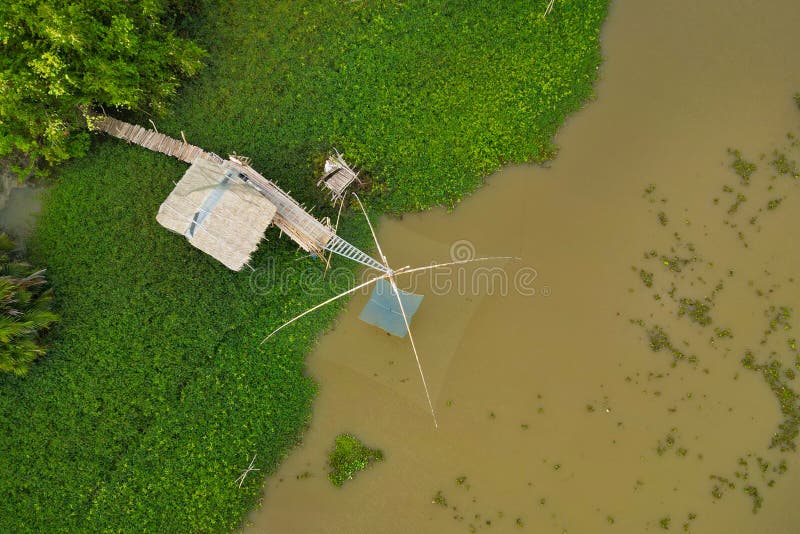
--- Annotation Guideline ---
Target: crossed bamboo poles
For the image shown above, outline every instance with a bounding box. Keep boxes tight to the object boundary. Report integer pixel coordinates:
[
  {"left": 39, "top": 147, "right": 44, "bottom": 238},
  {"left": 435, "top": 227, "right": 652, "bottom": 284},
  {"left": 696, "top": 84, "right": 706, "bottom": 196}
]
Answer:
[{"left": 261, "top": 193, "right": 514, "bottom": 428}]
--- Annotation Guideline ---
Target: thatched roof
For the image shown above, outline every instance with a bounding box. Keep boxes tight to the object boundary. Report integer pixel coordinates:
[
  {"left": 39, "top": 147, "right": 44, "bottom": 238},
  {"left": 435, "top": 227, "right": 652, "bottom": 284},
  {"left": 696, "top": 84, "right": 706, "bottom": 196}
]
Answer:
[{"left": 156, "top": 158, "right": 277, "bottom": 271}]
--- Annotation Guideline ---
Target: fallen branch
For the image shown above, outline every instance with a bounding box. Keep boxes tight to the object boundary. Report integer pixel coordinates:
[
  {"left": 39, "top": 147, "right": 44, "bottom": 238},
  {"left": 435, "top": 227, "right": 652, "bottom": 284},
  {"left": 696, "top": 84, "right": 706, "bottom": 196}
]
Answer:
[{"left": 234, "top": 454, "right": 260, "bottom": 488}]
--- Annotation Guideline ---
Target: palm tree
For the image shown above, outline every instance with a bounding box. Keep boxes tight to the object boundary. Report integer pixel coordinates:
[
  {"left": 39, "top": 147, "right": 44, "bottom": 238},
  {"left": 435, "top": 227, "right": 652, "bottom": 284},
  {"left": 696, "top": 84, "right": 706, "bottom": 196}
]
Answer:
[{"left": 0, "top": 233, "right": 58, "bottom": 375}]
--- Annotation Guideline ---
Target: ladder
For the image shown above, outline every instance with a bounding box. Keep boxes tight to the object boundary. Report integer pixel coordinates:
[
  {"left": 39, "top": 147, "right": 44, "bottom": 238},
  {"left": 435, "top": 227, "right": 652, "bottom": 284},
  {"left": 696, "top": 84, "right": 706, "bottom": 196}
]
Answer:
[{"left": 324, "top": 234, "right": 388, "bottom": 273}]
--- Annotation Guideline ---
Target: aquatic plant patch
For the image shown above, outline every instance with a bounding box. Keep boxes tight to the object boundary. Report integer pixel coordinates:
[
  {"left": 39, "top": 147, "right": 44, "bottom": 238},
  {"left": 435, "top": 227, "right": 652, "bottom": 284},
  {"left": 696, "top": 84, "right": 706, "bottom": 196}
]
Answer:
[{"left": 328, "top": 433, "right": 384, "bottom": 487}]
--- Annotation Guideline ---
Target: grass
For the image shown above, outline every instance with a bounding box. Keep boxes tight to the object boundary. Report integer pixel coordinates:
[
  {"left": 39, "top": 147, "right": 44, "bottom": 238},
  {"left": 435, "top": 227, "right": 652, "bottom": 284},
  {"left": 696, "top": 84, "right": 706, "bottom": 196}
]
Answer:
[{"left": 0, "top": 0, "right": 609, "bottom": 531}]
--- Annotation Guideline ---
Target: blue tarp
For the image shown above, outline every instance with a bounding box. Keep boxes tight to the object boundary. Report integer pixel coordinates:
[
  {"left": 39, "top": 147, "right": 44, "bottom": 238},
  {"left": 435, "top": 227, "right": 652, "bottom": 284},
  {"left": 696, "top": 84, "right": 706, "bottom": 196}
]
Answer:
[{"left": 359, "top": 278, "right": 424, "bottom": 337}]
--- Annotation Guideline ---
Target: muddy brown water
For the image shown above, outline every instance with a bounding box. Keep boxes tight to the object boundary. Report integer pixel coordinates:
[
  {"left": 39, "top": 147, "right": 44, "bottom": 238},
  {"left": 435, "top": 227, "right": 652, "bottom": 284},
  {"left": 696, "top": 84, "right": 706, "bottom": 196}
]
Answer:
[{"left": 244, "top": 1, "right": 800, "bottom": 532}]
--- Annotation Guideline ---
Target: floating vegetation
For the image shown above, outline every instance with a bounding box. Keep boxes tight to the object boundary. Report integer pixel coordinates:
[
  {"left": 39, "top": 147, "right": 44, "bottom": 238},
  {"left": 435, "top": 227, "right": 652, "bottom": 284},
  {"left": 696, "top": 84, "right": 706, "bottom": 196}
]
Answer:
[
  {"left": 766, "top": 198, "right": 783, "bottom": 210},
  {"left": 714, "top": 327, "right": 733, "bottom": 338},
  {"left": 761, "top": 306, "right": 793, "bottom": 344},
  {"left": 682, "top": 513, "right": 697, "bottom": 532},
  {"left": 630, "top": 97, "right": 800, "bottom": 523},
  {"left": 728, "top": 149, "right": 757, "bottom": 185},
  {"left": 709, "top": 475, "right": 736, "bottom": 499},
  {"left": 655, "top": 428, "right": 687, "bottom": 457},
  {"left": 770, "top": 151, "right": 799, "bottom": 179},
  {"left": 327, "top": 434, "right": 384, "bottom": 487},
  {"left": 727, "top": 192, "right": 747, "bottom": 215},
  {"left": 646, "top": 324, "right": 670, "bottom": 351},
  {"left": 655, "top": 433, "right": 675, "bottom": 456},
  {"left": 661, "top": 255, "right": 691, "bottom": 273},
  {"left": 740, "top": 350, "right": 800, "bottom": 453},
  {"left": 632, "top": 321, "right": 696, "bottom": 366},
  {"left": 431, "top": 478, "right": 527, "bottom": 531},
  {"left": 704, "top": 307, "right": 800, "bottom": 513},
  {"left": 677, "top": 298, "right": 713, "bottom": 326},
  {"left": 743, "top": 486, "right": 764, "bottom": 513}
]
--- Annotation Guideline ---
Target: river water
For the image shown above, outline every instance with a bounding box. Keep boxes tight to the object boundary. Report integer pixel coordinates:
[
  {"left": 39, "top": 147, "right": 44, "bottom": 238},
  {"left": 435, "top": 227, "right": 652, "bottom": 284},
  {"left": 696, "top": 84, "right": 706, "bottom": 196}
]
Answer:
[{"left": 245, "top": 1, "right": 800, "bottom": 532}]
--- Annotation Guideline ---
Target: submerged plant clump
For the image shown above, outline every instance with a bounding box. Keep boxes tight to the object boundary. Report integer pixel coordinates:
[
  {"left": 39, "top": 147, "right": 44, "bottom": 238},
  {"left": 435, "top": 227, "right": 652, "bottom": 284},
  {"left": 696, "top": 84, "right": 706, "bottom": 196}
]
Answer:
[{"left": 328, "top": 434, "right": 384, "bottom": 487}]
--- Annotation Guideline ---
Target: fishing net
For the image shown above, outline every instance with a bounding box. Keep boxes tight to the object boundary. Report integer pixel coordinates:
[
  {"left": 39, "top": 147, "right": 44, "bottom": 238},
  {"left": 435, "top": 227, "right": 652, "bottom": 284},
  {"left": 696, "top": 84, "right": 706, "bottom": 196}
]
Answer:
[{"left": 358, "top": 278, "right": 424, "bottom": 337}]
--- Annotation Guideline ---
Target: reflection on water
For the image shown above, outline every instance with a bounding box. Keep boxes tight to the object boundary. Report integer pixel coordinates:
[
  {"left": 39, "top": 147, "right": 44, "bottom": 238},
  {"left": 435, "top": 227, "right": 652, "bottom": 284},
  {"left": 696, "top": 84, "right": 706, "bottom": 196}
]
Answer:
[{"left": 245, "top": 1, "right": 800, "bottom": 532}]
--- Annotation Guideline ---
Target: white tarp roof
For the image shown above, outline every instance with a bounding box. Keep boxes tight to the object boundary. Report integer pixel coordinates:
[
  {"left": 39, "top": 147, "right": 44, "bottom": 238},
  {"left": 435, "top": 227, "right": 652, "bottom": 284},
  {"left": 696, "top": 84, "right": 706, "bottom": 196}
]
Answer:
[{"left": 156, "top": 158, "right": 277, "bottom": 271}]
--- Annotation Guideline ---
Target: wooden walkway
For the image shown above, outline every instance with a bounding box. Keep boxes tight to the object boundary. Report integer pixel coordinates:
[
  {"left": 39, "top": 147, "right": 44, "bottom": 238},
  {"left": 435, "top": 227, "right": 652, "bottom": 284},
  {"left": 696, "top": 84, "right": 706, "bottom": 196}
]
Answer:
[
  {"left": 95, "top": 116, "right": 222, "bottom": 164},
  {"left": 223, "top": 162, "right": 336, "bottom": 255},
  {"left": 227, "top": 163, "right": 386, "bottom": 270}
]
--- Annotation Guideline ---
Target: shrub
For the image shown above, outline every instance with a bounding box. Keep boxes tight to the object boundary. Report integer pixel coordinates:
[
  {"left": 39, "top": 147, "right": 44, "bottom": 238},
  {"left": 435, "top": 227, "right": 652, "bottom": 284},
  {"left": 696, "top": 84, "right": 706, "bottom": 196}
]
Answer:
[{"left": 0, "top": 233, "right": 58, "bottom": 374}]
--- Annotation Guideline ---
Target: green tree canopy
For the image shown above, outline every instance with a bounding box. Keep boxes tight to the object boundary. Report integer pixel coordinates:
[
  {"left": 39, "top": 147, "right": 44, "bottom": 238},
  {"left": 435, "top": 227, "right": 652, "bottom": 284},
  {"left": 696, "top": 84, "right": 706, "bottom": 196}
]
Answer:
[{"left": 0, "top": 0, "right": 204, "bottom": 175}]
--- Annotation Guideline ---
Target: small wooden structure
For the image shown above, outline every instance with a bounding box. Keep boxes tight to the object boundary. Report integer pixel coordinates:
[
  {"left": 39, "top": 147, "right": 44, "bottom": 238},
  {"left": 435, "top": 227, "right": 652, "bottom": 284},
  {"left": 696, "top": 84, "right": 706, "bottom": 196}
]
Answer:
[
  {"left": 96, "top": 116, "right": 221, "bottom": 164},
  {"left": 317, "top": 151, "right": 361, "bottom": 203},
  {"left": 96, "top": 117, "right": 387, "bottom": 273}
]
